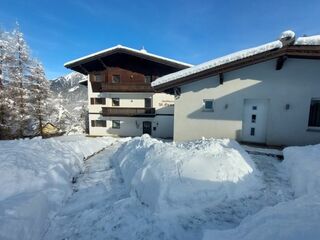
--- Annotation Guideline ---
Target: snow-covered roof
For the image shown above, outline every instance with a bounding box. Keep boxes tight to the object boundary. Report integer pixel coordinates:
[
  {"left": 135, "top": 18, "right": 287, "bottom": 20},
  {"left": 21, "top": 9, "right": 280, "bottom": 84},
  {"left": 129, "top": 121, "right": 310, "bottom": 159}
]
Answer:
[
  {"left": 152, "top": 31, "right": 320, "bottom": 89},
  {"left": 64, "top": 44, "right": 193, "bottom": 68},
  {"left": 151, "top": 40, "right": 283, "bottom": 88}
]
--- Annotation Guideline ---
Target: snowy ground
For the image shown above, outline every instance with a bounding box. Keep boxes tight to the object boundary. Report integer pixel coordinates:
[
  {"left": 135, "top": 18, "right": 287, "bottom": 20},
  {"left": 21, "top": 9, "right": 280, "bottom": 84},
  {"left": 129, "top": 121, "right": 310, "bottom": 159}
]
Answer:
[
  {"left": 1, "top": 136, "right": 319, "bottom": 240},
  {"left": 43, "top": 138, "right": 293, "bottom": 240}
]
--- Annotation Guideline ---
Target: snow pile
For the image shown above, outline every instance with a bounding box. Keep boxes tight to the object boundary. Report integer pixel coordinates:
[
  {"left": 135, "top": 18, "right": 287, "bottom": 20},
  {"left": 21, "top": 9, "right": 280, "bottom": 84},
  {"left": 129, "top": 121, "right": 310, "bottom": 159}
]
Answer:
[
  {"left": 282, "top": 144, "right": 320, "bottom": 197},
  {"left": 295, "top": 35, "right": 320, "bottom": 45},
  {"left": 203, "top": 194, "right": 320, "bottom": 240},
  {"left": 151, "top": 40, "right": 282, "bottom": 87},
  {"left": 203, "top": 143, "right": 320, "bottom": 240},
  {"left": 280, "top": 30, "right": 295, "bottom": 40},
  {"left": 115, "top": 135, "right": 263, "bottom": 213},
  {"left": 0, "top": 135, "right": 116, "bottom": 240}
]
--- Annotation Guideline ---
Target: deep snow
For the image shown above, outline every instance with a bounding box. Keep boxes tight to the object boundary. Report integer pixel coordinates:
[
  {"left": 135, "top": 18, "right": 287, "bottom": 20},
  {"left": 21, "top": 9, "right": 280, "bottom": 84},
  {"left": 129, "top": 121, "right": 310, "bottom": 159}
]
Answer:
[{"left": 1, "top": 135, "right": 319, "bottom": 240}]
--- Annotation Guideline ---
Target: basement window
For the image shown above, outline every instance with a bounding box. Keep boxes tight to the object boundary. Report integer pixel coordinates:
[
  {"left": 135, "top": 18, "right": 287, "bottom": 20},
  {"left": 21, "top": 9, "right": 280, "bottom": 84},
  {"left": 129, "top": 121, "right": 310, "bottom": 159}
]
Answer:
[
  {"left": 308, "top": 99, "right": 320, "bottom": 127},
  {"left": 112, "top": 120, "right": 120, "bottom": 129},
  {"left": 90, "top": 98, "right": 106, "bottom": 105},
  {"left": 112, "top": 98, "right": 120, "bottom": 106},
  {"left": 203, "top": 99, "right": 214, "bottom": 111},
  {"left": 91, "top": 120, "right": 106, "bottom": 127},
  {"left": 112, "top": 75, "right": 120, "bottom": 83}
]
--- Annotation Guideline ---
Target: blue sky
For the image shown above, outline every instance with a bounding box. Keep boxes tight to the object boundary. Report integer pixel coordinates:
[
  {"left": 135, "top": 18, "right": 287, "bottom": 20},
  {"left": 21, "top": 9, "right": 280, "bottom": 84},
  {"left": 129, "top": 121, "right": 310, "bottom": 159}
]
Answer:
[{"left": 1, "top": 0, "right": 320, "bottom": 79}]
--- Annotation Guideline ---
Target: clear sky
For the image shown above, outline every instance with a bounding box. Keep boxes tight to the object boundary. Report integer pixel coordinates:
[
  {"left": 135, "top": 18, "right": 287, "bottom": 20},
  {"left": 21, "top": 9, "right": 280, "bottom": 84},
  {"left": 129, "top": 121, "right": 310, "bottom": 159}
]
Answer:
[{"left": 1, "top": 0, "right": 320, "bottom": 79}]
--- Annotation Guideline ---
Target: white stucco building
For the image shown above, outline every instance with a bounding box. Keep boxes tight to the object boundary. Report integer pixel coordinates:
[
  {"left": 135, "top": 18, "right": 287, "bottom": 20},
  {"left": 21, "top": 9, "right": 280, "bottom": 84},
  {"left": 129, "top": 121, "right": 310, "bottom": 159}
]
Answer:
[
  {"left": 152, "top": 31, "right": 320, "bottom": 146},
  {"left": 64, "top": 45, "right": 191, "bottom": 138}
]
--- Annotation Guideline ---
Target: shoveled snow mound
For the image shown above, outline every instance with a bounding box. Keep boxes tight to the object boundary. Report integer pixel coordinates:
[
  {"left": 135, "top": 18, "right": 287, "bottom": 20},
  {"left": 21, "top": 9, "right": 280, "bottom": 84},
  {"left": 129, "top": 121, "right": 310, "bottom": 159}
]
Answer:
[
  {"left": 115, "top": 135, "right": 263, "bottom": 213},
  {"left": 203, "top": 194, "right": 320, "bottom": 240},
  {"left": 0, "top": 135, "right": 116, "bottom": 240},
  {"left": 282, "top": 144, "right": 320, "bottom": 197}
]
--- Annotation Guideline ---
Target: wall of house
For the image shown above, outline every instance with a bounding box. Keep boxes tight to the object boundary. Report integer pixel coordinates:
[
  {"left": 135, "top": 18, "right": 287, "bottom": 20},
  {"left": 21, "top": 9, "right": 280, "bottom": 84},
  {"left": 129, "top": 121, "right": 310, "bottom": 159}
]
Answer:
[
  {"left": 89, "top": 114, "right": 173, "bottom": 138},
  {"left": 174, "top": 58, "right": 320, "bottom": 146}
]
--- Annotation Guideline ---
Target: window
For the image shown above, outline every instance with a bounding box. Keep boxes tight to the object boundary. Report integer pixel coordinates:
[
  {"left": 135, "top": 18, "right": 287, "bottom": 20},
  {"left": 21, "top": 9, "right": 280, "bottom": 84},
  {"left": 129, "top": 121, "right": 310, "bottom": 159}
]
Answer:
[
  {"left": 144, "top": 75, "right": 152, "bottom": 83},
  {"left": 250, "top": 128, "right": 255, "bottom": 136},
  {"left": 112, "top": 120, "right": 120, "bottom": 129},
  {"left": 252, "top": 106, "right": 257, "bottom": 110},
  {"left": 112, "top": 98, "right": 120, "bottom": 106},
  {"left": 112, "top": 75, "right": 120, "bottom": 83},
  {"left": 91, "top": 120, "right": 106, "bottom": 127},
  {"left": 94, "top": 73, "right": 103, "bottom": 82},
  {"left": 90, "top": 98, "right": 106, "bottom": 105},
  {"left": 308, "top": 99, "right": 320, "bottom": 127},
  {"left": 203, "top": 99, "right": 214, "bottom": 111},
  {"left": 145, "top": 98, "right": 152, "bottom": 108},
  {"left": 251, "top": 114, "right": 256, "bottom": 123}
]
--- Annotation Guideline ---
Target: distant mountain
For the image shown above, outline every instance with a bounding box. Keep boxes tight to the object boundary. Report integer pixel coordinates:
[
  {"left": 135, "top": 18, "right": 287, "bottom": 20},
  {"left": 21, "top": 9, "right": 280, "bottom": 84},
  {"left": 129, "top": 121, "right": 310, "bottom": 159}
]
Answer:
[{"left": 49, "top": 72, "right": 88, "bottom": 135}]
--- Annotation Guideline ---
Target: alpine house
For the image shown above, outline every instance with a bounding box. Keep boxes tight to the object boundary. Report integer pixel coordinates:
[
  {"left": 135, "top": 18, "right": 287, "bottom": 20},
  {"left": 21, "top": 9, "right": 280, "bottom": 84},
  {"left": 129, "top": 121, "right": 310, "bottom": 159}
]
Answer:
[
  {"left": 152, "top": 31, "right": 320, "bottom": 146},
  {"left": 65, "top": 45, "right": 192, "bottom": 138}
]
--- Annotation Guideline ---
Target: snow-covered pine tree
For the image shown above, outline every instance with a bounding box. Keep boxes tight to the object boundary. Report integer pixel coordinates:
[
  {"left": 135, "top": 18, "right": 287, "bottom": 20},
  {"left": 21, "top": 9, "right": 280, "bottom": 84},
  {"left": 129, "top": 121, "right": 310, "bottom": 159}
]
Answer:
[
  {"left": 29, "top": 60, "right": 53, "bottom": 137},
  {"left": 7, "top": 23, "right": 32, "bottom": 138}
]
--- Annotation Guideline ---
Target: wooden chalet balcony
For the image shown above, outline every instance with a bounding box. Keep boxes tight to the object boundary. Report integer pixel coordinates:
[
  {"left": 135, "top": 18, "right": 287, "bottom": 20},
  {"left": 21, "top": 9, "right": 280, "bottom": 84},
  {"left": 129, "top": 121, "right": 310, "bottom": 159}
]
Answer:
[
  {"left": 91, "top": 82, "right": 154, "bottom": 92},
  {"left": 102, "top": 107, "right": 156, "bottom": 117}
]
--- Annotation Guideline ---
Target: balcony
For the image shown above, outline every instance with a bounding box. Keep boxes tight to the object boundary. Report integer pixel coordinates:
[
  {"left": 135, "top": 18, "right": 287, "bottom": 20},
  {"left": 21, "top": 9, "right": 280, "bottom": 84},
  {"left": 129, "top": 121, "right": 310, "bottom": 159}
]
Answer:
[
  {"left": 91, "top": 82, "right": 154, "bottom": 92},
  {"left": 102, "top": 107, "right": 156, "bottom": 117}
]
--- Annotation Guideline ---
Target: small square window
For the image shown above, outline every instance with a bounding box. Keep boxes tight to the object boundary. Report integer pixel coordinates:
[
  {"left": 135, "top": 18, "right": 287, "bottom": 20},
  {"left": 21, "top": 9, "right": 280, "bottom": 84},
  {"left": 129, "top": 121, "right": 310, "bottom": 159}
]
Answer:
[
  {"left": 112, "top": 98, "right": 120, "bottom": 106},
  {"left": 112, "top": 120, "right": 120, "bottom": 129},
  {"left": 250, "top": 128, "right": 255, "bottom": 136},
  {"left": 112, "top": 75, "right": 120, "bottom": 83},
  {"left": 251, "top": 114, "right": 256, "bottom": 123},
  {"left": 203, "top": 100, "right": 214, "bottom": 111},
  {"left": 252, "top": 106, "right": 257, "bottom": 110},
  {"left": 145, "top": 75, "right": 152, "bottom": 83},
  {"left": 94, "top": 73, "right": 102, "bottom": 82}
]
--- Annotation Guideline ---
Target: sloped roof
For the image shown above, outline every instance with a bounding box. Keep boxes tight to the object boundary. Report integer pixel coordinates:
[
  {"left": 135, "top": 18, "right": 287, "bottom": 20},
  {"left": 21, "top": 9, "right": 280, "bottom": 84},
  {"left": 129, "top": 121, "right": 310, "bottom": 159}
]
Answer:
[
  {"left": 152, "top": 31, "right": 320, "bottom": 91},
  {"left": 64, "top": 45, "right": 193, "bottom": 70}
]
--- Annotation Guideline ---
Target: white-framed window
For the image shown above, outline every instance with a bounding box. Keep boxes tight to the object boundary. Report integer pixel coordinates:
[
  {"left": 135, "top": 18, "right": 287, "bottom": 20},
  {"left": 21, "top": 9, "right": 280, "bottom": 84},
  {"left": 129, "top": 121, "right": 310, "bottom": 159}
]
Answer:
[
  {"left": 203, "top": 99, "right": 214, "bottom": 111},
  {"left": 112, "top": 98, "right": 120, "bottom": 106},
  {"left": 91, "top": 120, "right": 106, "bottom": 127},
  {"left": 112, "top": 120, "right": 120, "bottom": 129},
  {"left": 308, "top": 98, "right": 320, "bottom": 128},
  {"left": 90, "top": 98, "right": 106, "bottom": 105}
]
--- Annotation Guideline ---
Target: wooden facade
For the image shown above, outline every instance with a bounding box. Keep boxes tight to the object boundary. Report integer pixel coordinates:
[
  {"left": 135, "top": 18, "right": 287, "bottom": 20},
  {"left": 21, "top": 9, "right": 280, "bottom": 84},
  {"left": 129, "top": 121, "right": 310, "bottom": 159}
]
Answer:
[{"left": 102, "top": 107, "right": 156, "bottom": 117}]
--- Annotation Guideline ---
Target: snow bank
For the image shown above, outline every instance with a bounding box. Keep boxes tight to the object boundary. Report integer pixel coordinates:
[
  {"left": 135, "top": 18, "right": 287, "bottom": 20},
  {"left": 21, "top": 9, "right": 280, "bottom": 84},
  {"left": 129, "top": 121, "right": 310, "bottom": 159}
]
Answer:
[
  {"left": 203, "top": 194, "right": 320, "bottom": 240},
  {"left": 282, "top": 144, "right": 320, "bottom": 197},
  {"left": 114, "top": 135, "right": 263, "bottom": 213},
  {"left": 0, "top": 135, "right": 116, "bottom": 240}
]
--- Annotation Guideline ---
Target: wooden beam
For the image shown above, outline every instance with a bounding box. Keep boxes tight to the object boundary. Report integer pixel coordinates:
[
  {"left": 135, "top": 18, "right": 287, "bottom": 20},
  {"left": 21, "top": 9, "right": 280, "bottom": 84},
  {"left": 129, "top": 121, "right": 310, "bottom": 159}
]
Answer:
[
  {"left": 219, "top": 73, "right": 224, "bottom": 84},
  {"left": 79, "top": 64, "right": 89, "bottom": 75},
  {"left": 276, "top": 55, "right": 287, "bottom": 70},
  {"left": 99, "top": 58, "right": 108, "bottom": 70}
]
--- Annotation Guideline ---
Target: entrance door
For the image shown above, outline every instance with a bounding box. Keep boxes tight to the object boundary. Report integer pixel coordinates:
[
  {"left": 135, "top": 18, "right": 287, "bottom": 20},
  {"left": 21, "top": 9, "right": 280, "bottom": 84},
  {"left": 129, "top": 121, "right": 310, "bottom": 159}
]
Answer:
[
  {"left": 143, "top": 121, "right": 152, "bottom": 135},
  {"left": 242, "top": 99, "right": 269, "bottom": 143}
]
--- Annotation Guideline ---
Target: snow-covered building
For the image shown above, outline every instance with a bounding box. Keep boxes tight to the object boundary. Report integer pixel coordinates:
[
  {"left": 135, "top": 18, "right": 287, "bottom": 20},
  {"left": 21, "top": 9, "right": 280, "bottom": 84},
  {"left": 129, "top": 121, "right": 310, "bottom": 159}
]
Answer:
[
  {"left": 64, "top": 45, "right": 191, "bottom": 138},
  {"left": 152, "top": 31, "right": 320, "bottom": 146}
]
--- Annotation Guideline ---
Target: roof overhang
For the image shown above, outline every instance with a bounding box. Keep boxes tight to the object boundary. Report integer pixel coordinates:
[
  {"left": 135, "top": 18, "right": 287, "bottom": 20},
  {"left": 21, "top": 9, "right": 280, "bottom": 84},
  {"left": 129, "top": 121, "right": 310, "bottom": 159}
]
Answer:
[
  {"left": 153, "top": 45, "right": 320, "bottom": 92},
  {"left": 64, "top": 45, "right": 192, "bottom": 75}
]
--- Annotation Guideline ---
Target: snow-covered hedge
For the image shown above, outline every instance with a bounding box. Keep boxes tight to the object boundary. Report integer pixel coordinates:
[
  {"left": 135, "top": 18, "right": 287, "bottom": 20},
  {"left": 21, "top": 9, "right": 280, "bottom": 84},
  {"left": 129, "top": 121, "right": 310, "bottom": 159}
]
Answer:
[
  {"left": 0, "top": 135, "right": 115, "bottom": 240},
  {"left": 282, "top": 144, "right": 320, "bottom": 197},
  {"left": 114, "top": 135, "right": 263, "bottom": 213}
]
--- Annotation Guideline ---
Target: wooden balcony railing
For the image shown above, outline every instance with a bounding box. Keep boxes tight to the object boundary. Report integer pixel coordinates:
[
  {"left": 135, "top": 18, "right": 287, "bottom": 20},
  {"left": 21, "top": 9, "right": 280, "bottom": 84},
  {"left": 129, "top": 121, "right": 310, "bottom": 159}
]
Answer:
[
  {"left": 91, "top": 82, "right": 154, "bottom": 92},
  {"left": 102, "top": 107, "right": 156, "bottom": 117}
]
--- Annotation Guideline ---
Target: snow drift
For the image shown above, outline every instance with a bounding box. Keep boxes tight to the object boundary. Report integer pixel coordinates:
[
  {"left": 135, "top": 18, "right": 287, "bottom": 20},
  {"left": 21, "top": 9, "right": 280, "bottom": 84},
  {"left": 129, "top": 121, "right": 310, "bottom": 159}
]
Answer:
[
  {"left": 203, "top": 143, "right": 320, "bottom": 240},
  {"left": 114, "top": 135, "right": 263, "bottom": 213},
  {"left": 0, "top": 135, "right": 116, "bottom": 240},
  {"left": 282, "top": 144, "right": 320, "bottom": 197}
]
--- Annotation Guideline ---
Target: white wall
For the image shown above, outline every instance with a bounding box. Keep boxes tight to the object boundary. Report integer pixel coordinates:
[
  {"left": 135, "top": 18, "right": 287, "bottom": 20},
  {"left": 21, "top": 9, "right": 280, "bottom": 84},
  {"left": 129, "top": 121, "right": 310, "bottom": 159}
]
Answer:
[{"left": 174, "top": 58, "right": 320, "bottom": 146}]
